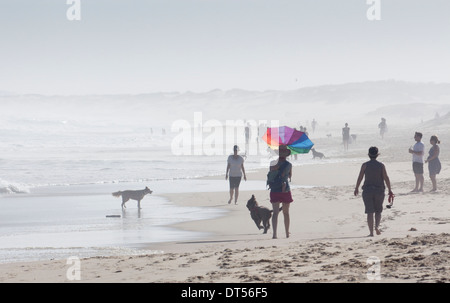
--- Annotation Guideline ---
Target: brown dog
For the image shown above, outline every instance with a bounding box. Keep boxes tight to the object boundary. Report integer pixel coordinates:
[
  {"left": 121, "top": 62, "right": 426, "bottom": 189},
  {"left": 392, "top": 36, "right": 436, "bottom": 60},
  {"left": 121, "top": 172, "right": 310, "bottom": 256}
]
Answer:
[
  {"left": 246, "top": 195, "right": 280, "bottom": 234},
  {"left": 112, "top": 187, "right": 152, "bottom": 209}
]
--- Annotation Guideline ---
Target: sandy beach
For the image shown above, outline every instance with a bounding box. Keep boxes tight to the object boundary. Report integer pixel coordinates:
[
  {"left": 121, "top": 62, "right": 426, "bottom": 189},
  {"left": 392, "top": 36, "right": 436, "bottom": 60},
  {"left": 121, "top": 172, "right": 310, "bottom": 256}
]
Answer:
[
  {"left": 1, "top": 145, "right": 449, "bottom": 283},
  {"left": 2, "top": 0, "right": 450, "bottom": 290}
]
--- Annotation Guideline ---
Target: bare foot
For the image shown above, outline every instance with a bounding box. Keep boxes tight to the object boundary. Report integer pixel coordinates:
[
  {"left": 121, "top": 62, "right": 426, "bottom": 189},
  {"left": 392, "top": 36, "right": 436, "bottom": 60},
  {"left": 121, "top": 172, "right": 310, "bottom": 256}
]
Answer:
[{"left": 375, "top": 228, "right": 381, "bottom": 235}]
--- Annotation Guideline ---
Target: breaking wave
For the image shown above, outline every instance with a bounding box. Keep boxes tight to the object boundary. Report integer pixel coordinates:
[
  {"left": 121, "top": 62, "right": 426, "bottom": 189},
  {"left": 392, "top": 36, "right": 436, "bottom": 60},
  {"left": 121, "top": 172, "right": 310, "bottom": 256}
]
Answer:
[{"left": 0, "top": 179, "right": 30, "bottom": 194}]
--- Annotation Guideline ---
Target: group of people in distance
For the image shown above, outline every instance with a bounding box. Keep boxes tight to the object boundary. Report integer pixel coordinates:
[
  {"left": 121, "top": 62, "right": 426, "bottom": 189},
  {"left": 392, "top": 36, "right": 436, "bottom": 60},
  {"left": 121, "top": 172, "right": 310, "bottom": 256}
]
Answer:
[
  {"left": 342, "top": 118, "right": 388, "bottom": 151},
  {"left": 225, "top": 130, "right": 442, "bottom": 239}
]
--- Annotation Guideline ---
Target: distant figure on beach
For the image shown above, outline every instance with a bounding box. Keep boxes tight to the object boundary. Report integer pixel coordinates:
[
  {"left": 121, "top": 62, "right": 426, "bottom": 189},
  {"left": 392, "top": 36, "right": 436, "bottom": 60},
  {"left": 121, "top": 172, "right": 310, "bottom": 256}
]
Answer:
[
  {"left": 354, "top": 147, "right": 393, "bottom": 237},
  {"left": 311, "top": 119, "right": 317, "bottom": 133},
  {"left": 342, "top": 123, "right": 350, "bottom": 151},
  {"left": 378, "top": 118, "right": 387, "bottom": 140},
  {"left": 245, "top": 124, "right": 251, "bottom": 144},
  {"left": 409, "top": 132, "right": 425, "bottom": 192},
  {"left": 268, "top": 145, "right": 293, "bottom": 239},
  {"left": 226, "top": 145, "right": 247, "bottom": 204},
  {"left": 425, "top": 135, "right": 441, "bottom": 191},
  {"left": 244, "top": 123, "right": 251, "bottom": 154}
]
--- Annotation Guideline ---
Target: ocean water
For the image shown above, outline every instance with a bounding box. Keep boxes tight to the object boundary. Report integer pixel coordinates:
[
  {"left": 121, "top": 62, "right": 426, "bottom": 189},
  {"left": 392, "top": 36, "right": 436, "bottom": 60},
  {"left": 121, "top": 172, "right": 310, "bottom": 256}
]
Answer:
[
  {"left": 0, "top": 98, "right": 359, "bottom": 264},
  {"left": 0, "top": 179, "right": 270, "bottom": 263},
  {"left": 0, "top": 113, "right": 303, "bottom": 263}
]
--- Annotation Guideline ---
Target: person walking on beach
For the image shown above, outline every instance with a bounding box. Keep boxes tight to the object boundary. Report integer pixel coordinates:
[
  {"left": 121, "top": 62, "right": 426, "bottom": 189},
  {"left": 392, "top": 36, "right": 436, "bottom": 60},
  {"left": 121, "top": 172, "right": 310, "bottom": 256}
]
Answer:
[
  {"left": 378, "top": 118, "right": 387, "bottom": 140},
  {"left": 269, "top": 145, "right": 293, "bottom": 239},
  {"left": 354, "top": 147, "right": 393, "bottom": 237},
  {"left": 409, "top": 132, "right": 425, "bottom": 192},
  {"left": 226, "top": 145, "right": 247, "bottom": 204},
  {"left": 425, "top": 135, "right": 441, "bottom": 191},
  {"left": 311, "top": 119, "right": 317, "bottom": 134},
  {"left": 342, "top": 123, "right": 350, "bottom": 151}
]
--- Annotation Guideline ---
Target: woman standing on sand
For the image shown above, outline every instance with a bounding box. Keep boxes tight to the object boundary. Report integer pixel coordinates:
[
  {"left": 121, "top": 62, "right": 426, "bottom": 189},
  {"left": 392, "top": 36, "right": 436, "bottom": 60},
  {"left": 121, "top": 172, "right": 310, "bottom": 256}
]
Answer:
[
  {"left": 425, "top": 135, "right": 441, "bottom": 192},
  {"left": 354, "top": 147, "right": 393, "bottom": 237},
  {"left": 269, "top": 145, "right": 293, "bottom": 239}
]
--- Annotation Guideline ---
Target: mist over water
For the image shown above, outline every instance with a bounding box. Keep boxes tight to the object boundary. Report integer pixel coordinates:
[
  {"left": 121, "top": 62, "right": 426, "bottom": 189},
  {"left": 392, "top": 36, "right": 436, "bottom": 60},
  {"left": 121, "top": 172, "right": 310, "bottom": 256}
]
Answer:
[{"left": 1, "top": 81, "right": 450, "bottom": 262}]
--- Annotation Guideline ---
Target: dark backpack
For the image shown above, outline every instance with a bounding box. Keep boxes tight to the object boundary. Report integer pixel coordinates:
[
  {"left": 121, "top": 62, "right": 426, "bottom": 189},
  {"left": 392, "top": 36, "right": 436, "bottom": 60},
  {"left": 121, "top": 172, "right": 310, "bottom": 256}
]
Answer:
[{"left": 267, "top": 161, "right": 288, "bottom": 191}]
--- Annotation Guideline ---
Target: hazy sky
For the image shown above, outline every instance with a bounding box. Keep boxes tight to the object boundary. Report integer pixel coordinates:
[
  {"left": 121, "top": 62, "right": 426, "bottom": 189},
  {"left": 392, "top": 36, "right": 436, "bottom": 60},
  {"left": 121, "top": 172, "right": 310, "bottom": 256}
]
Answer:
[{"left": 1, "top": 0, "right": 449, "bottom": 95}]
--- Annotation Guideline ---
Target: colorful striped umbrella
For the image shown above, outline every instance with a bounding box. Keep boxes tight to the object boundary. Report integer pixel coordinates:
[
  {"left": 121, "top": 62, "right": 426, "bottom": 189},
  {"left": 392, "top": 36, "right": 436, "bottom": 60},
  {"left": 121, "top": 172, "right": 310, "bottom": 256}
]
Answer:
[{"left": 262, "top": 126, "right": 314, "bottom": 154}]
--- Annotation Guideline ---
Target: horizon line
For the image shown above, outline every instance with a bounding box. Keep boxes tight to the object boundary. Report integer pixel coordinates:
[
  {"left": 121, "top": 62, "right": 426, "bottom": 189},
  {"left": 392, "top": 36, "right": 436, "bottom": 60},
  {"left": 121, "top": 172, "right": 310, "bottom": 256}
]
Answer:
[{"left": 2, "top": 79, "right": 450, "bottom": 97}]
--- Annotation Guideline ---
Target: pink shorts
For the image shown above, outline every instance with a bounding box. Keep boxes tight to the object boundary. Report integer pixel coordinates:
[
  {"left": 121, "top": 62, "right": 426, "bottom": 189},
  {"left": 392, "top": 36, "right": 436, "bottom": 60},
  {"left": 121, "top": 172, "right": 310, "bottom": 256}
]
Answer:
[{"left": 270, "top": 191, "right": 293, "bottom": 203}]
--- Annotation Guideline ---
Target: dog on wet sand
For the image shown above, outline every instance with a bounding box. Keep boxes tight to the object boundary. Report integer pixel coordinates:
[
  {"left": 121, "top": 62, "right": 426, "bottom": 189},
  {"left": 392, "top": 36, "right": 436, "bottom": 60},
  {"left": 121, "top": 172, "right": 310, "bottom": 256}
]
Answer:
[
  {"left": 311, "top": 148, "right": 325, "bottom": 159},
  {"left": 246, "top": 195, "right": 280, "bottom": 234},
  {"left": 112, "top": 187, "right": 153, "bottom": 209}
]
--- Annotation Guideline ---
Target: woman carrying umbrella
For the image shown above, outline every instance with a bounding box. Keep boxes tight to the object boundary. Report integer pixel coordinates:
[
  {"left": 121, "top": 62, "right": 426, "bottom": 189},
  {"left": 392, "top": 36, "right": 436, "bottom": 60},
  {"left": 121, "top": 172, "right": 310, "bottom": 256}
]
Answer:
[
  {"left": 262, "top": 126, "right": 314, "bottom": 239},
  {"left": 269, "top": 145, "right": 293, "bottom": 239}
]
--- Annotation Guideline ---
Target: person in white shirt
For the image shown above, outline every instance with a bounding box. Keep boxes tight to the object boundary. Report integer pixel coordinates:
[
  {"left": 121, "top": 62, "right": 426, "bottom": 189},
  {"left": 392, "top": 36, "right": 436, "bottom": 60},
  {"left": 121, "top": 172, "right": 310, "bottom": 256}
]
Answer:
[
  {"left": 225, "top": 145, "right": 247, "bottom": 204},
  {"left": 408, "top": 132, "right": 425, "bottom": 192}
]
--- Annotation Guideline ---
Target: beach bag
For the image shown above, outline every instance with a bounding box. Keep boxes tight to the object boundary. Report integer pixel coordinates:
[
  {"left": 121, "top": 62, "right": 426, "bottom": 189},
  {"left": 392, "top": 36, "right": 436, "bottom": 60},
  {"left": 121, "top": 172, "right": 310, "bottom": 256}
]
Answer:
[{"left": 267, "top": 161, "right": 288, "bottom": 191}]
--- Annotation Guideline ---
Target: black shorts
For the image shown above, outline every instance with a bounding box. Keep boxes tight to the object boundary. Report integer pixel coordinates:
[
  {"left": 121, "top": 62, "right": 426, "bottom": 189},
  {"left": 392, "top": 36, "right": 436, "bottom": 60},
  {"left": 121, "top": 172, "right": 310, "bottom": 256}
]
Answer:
[
  {"left": 413, "top": 162, "right": 424, "bottom": 174},
  {"left": 362, "top": 191, "right": 385, "bottom": 214},
  {"left": 229, "top": 177, "right": 242, "bottom": 189}
]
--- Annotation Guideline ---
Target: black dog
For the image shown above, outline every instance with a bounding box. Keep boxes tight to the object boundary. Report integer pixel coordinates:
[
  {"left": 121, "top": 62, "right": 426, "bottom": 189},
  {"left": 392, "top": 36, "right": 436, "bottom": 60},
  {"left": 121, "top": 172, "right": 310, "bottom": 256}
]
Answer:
[{"left": 246, "top": 195, "right": 281, "bottom": 234}]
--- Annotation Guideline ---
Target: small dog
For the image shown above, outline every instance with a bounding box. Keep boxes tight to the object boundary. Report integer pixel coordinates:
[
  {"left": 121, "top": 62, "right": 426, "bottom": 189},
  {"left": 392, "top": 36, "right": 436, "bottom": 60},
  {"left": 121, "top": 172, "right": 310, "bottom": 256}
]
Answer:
[
  {"left": 246, "top": 195, "right": 279, "bottom": 234},
  {"left": 311, "top": 148, "right": 325, "bottom": 159},
  {"left": 112, "top": 187, "right": 153, "bottom": 209}
]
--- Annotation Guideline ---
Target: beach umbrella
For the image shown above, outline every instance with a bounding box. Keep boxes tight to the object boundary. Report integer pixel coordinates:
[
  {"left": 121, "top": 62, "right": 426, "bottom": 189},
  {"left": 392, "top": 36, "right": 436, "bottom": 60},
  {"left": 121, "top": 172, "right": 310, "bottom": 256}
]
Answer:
[{"left": 262, "top": 126, "right": 314, "bottom": 154}]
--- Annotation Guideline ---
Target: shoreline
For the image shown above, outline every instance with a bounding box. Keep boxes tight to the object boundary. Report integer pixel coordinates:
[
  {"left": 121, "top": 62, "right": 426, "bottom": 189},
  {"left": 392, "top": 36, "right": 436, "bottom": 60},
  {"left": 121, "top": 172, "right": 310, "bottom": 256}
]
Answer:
[{"left": 1, "top": 158, "right": 449, "bottom": 282}]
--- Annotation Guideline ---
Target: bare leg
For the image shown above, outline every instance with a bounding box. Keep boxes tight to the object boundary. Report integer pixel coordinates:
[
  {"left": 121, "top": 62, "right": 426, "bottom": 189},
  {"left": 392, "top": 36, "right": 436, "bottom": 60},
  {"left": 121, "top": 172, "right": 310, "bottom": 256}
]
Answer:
[
  {"left": 228, "top": 188, "right": 234, "bottom": 204},
  {"left": 413, "top": 174, "right": 424, "bottom": 192},
  {"left": 375, "top": 212, "right": 381, "bottom": 235},
  {"left": 430, "top": 174, "right": 437, "bottom": 191},
  {"left": 413, "top": 174, "right": 419, "bottom": 191},
  {"left": 282, "top": 203, "right": 290, "bottom": 238},
  {"left": 272, "top": 202, "right": 280, "bottom": 239},
  {"left": 234, "top": 188, "right": 239, "bottom": 204},
  {"left": 367, "top": 213, "right": 374, "bottom": 236}
]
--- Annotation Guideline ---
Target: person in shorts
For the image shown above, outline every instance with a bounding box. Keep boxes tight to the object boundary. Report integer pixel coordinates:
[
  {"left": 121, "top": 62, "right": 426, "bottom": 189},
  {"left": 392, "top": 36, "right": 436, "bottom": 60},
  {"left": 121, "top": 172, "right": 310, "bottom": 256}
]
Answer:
[
  {"left": 354, "top": 147, "right": 393, "bottom": 237},
  {"left": 269, "top": 145, "right": 293, "bottom": 239},
  {"left": 226, "top": 145, "right": 246, "bottom": 204},
  {"left": 408, "top": 132, "right": 425, "bottom": 192}
]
